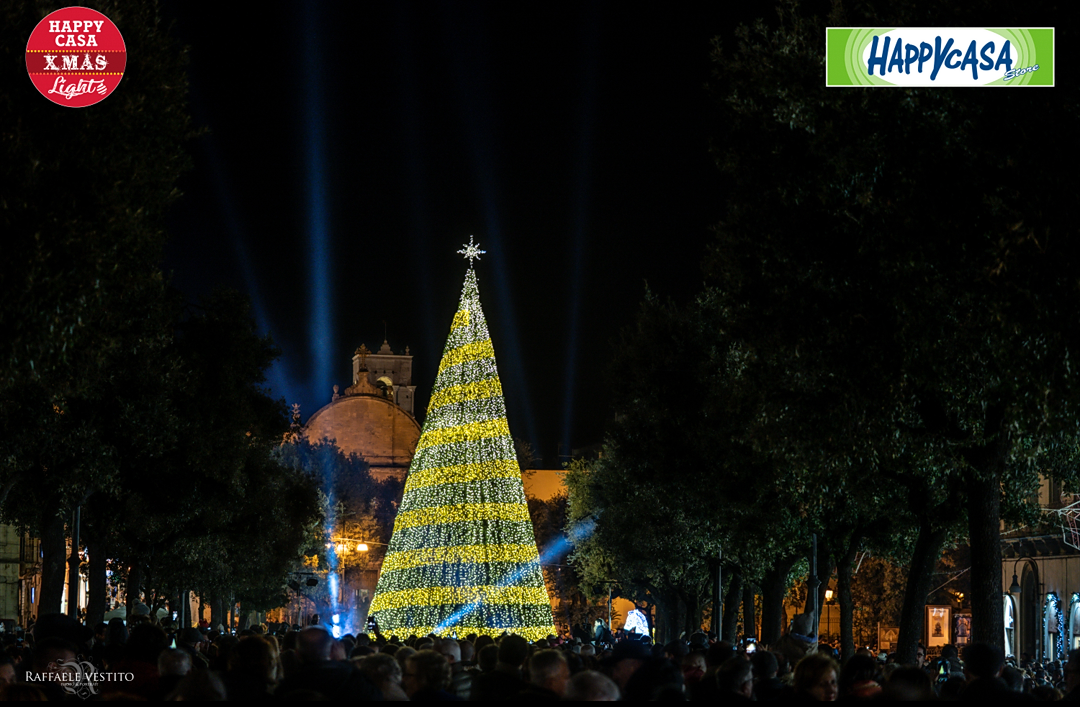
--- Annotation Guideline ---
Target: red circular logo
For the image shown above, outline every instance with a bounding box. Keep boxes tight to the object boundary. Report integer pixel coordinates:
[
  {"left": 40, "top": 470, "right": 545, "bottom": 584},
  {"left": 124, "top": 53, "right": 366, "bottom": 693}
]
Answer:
[{"left": 25, "top": 6, "right": 126, "bottom": 108}]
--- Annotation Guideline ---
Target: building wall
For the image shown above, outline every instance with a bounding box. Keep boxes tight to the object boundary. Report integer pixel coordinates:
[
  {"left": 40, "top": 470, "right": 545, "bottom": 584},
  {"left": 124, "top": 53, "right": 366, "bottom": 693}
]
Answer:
[
  {"left": 0, "top": 525, "right": 20, "bottom": 626},
  {"left": 304, "top": 395, "right": 421, "bottom": 480},
  {"left": 0, "top": 526, "right": 40, "bottom": 628},
  {"left": 1001, "top": 541, "right": 1080, "bottom": 661},
  {"left": 353, "top": 343, "right": 416, "bottom": 416}
]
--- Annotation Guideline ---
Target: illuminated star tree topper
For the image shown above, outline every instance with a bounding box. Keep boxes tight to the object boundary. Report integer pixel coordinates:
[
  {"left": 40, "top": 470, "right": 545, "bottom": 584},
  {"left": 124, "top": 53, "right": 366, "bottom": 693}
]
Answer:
[{"left": 457, "top": 236, "right": 486, "bottom": 267}]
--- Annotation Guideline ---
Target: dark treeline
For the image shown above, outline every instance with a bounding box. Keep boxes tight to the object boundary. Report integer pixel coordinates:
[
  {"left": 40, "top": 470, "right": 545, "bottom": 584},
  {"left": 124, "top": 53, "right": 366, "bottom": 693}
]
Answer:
[{"left": 567, "top": 0, "right": 1079, "bottom": 663}]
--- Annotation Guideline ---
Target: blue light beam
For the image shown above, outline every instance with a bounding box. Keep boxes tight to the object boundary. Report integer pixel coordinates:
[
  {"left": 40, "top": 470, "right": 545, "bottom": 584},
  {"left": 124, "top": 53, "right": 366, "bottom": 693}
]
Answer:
[
  {"left": 301, "top": 2, "right": 335, "bottom": 410},
  {"left": 433, "top": 518, "right": 596, "bottom": 634}
]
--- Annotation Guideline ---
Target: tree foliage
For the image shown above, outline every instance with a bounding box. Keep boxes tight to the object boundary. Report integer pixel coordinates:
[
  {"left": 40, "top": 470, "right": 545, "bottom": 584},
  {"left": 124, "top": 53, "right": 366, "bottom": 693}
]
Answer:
[{"left": 706, "top": 0, "right": 1080, "bottom": 656}]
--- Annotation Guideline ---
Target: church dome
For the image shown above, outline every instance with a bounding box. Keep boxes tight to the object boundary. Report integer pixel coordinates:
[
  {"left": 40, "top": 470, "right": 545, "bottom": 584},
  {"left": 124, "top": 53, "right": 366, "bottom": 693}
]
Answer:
[{"left": 304, "top": 394, "right": 420, "bottom": 480}]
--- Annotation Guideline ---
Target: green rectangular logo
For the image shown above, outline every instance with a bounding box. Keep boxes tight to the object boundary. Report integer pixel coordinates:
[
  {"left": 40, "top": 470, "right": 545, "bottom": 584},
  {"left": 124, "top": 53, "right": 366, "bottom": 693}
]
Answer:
[{"left": 826, "top": 28, "right": 1054, "bottom": 87}]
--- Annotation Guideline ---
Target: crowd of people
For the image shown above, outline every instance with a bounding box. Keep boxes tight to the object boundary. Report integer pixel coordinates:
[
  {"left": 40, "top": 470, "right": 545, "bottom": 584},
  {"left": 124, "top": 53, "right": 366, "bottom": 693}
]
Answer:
[{"left": 1, "top": 609, "right": 1078, "bottom": 700}]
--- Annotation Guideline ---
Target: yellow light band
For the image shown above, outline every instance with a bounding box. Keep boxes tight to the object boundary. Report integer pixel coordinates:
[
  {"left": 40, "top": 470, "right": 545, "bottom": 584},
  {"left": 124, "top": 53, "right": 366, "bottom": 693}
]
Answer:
[
  {"left": 451, "top": 310, "right": 470, "bottom": 330},
  {"left": 392, "top": 502, "right": 531, "bottom": 531},
  {"left": 382, "top": 543, "right": 540, "bottom": 572},
  {"left": 405, "top": 459, "right": 520, "bottom": 492},
  {"left": 370, "top": 584, "right": 550, "bottom": 611},
  {"left": 373, "top": 625, "right": 555, "bottom": 642},
  {"left": 427, "top": 378, "right": 503, "bottom": 413},
  {"left": 415, "top": 417, "right": 510, "bottom": 451},
  {"left": 437, "top": 339, "right": 495, "bottom": 374}
]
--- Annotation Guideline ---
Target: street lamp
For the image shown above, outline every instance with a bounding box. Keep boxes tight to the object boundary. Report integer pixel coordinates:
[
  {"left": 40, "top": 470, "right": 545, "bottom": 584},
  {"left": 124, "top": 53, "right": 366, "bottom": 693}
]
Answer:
[{"left": 825, "top": 589, "right": 835, "bottom": 642}]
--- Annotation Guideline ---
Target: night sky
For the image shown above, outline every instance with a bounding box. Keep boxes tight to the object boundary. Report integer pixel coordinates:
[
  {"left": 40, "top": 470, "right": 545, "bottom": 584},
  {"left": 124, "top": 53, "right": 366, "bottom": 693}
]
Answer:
[{"left": 159, "top": 2, "right": 756, "bottom": 465}]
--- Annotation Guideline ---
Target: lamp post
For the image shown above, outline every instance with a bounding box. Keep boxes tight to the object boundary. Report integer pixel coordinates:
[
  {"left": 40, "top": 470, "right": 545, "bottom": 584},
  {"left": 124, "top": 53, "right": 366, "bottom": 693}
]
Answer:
[{"left": 825, "top": 588, "right": 835, "bottom": 643}]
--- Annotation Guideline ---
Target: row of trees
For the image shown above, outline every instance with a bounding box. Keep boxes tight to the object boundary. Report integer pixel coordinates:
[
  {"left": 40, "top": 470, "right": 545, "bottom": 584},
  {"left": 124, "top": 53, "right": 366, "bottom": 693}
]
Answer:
[
  {"left": 0, "top": 1, "right": 330, "bottom": 624},
  {"left": 567, "top": 0, "right": 1080, "bottom": 658}
]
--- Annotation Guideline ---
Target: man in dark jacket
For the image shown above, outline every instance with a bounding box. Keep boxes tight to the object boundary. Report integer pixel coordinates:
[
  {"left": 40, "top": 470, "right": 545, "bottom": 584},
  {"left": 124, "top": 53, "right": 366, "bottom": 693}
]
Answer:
[{"left": 438, "top": 638, "right": 473, "bottom": 700}]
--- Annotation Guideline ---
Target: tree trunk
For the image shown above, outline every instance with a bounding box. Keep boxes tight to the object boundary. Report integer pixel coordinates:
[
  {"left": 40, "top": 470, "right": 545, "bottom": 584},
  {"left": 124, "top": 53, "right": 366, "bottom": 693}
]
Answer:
[
  {"left": 722, "top": 569, "right": 743, "bottom": 643},
  {"left": 710, "top": 554, "right": 722, "bottom": 638},
  {"left": 742, "top": 581, "right": 757, "bottom": 641},
  {"left": 897, "top": 520, "right": 947, "bottom": 664},
  {"left": 683, "top": 591, "right": 701, "bottom": 637},
  {"left": 38, "top": 512, "right": 67, "bottom": 615},
  {"left": 238, "top": 602, "right": 250, "bottom": 630},
  {"left": 968, "top": 413, "right": 1008, "bottom": 648},
  {"left": 817, "top": 537, "right": 832, "bottom": 628},
  {"left": 211, "top": 593, "right": 223, "bottom": 628},
  {"left": 86, "top": 535, "right": 107, "bottom": 625},
  {"left": 652, "top": 589, "right": 679, "bottom": 644},
  {"left": 761, "top": 555, "right": 797, "bottom": 646},
  {"left": 837, "top": 539, "right": 859, "bottom": 662}
]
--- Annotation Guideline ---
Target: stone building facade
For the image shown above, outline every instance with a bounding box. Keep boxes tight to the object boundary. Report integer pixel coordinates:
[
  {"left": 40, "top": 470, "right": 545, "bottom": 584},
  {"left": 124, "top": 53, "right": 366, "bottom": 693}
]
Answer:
[
  {"left": 303, "top": 341, "right": 421, "bottom": 482},
  {"left": 1001, "top": 476, "right": 1080, "bottom": 663},
  {"left": 0, "top": 525, "right": 41, "bottom": 629}
]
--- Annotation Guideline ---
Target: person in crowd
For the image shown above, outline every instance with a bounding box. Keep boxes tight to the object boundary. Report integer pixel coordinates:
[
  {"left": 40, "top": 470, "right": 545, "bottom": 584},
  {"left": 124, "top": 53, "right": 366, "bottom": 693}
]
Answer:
[
  {"left": 102, "top": 622, "right": 169, "bottom": 699},
  {"left": 752, "top": 649, "right": 792, "bottom": 701},
  {"left": 681, "top": 650, "right": 707, "bottom": 691},
  {"left": 438, "top": 638, "right": 473, "bottom": 700},
  {"left": 470, "top": 635, "right": 529, "bottom": 700},
  {"left": 223, "top": 635, "right": 280, "bottom": 700},
  {"left": 932, "top": 643, "right": 964, "bottom": 684},
  {"left": 1001, "top": 664, "right": 1025, "bottom": 693},
  {"left": 959, "top": 642, "right": 1012, "bottom": 700},
  {"left": 177, "top": 626, "right": 211, "bottom": 670},
  {"left": 274, "top": 626, "right": 381, "bottom": 700},
  {"left": 665, "top": 640, "right": 689, "bottom": 662},
  {"left": 839, "top": 653, "right": 882, "bottom": 699},
  {"left": 403, "top": 648, "right": 460, "bottom": 700},
  {"left": 167, "top": 669, "right": 228, "bottom": 701},
  {"left": 915, "top": 643, "right": 927, "bottom": 670},
  {"left": 24, "top": 637, "right": 78, "bottom": 702},
  {"left": 605, "top": 640, "right": 651, "bottom": 694},
  {"left": 155, "top": 647, "right": 192, "bottom": 699},
  {"left": 565, "top": 670, "right": 620, "bottom": 701},
  {"left": 0, "top": 654, "right": 15, "bottom": 688},
  {"left": 358, "top": 652, "right": 409, "bottom": 701},
  {"left": 520, "top": 649, "right": 570, "bottom": 700},
  {"left": 716, "top": 656, "right": 754, "bottom": 701},
  {"left": 793, "top": 652, "right": 839, "bottom": 701},
  {"left": 459, "top": 639, "right": 476, "bottom": 668},
  {"left": 881, "top": 665, "right": 936, "bottom": 701},
  {"left": 776, "top": 613, "right": 818, "bottom": 670},
  {"left": 621, "top": 656, "right": 684, "bottom": 701}
]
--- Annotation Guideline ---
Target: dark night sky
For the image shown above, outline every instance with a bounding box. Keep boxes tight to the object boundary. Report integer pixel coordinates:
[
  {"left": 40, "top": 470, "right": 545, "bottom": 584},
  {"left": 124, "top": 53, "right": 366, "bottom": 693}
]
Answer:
[{"left": 158, "top": 1, "right": 757, "bottom": 465}]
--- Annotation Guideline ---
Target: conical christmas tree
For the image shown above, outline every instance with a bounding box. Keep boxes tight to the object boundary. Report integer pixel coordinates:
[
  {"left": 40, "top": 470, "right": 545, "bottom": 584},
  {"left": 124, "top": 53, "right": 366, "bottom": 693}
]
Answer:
[{"left": 369, "top": 240, "right": 556, "bottom": 640}]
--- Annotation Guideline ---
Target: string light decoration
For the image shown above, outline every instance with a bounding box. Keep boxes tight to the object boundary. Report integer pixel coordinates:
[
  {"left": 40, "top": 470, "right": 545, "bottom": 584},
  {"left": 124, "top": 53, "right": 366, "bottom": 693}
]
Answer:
[
  {"left": 1045, "top": 592, "right": 1064, "bottom": 660},
  {"left": 369, "top": 246, "right": 555, "bottom": 640}
]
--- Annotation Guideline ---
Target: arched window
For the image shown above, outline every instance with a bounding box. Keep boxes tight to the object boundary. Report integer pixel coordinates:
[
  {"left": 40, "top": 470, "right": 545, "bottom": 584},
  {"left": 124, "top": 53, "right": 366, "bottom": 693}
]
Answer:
[
  {"left": 1070, "top": 594, "right": 1080, "bottom": 650},
  {"left": 1004, "top": 594, "right": 1016, "bottom": 658}
]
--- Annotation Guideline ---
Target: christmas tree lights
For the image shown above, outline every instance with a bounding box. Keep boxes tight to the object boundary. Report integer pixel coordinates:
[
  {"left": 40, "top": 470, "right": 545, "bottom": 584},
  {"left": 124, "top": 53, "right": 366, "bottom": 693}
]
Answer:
[{"left": 370, "top": 241, "right": 556, "bottom": 640}]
